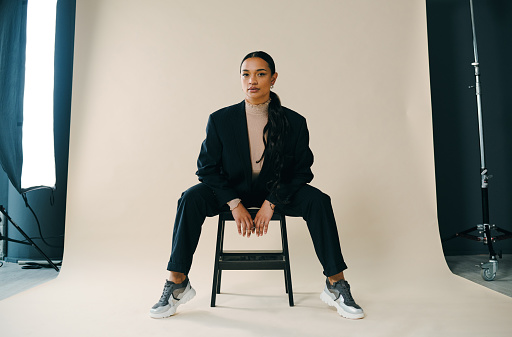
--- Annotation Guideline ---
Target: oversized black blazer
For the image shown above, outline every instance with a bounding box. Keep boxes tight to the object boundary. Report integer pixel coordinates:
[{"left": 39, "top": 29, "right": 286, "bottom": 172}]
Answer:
[{"left": 196, "top": 100, "right": 314, "bottom": 207}]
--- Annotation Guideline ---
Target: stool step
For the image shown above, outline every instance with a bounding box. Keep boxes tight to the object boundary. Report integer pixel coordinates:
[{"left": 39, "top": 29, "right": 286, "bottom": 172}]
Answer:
[
  {"left": 221, "top": 250, "right": 284, "bottom": 258},
  {"left": 219, "top": 250, "right": 286, "bottom": 270},
  {"left": 218, "top": 260, "right": 286, "bottom": 270}
]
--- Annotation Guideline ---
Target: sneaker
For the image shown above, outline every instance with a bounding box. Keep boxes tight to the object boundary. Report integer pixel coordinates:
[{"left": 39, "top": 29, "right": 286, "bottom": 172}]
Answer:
[
  {"left": 149, "top": 277, "right": 196, "bottom": 318},
  {"left": 320, "top": 278, "right": 364, "bottom": 319}
]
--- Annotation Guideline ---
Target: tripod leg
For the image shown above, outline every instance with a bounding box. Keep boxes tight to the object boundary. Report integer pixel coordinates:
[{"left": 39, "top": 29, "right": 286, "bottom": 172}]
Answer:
[
  {"left": 479, "top": 186, "right": 498, "bottom": 281},
  {"left": 0, "top": 207, "right": 59, "bottom": 272},
  {"left": 483, "top": 224, "right": 497, "bottom": 258},
  {"left": 481, "top": 187, "right": 498, "bottom": 259}
]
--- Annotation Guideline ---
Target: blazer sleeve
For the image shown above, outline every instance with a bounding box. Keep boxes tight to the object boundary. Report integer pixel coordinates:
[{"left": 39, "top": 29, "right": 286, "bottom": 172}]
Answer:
[
  {"left": 196, "top": 114, "right": 238, "bottom": 206},
  {"left": 266, "top": 117, "right": 314, "bottom": 205}
]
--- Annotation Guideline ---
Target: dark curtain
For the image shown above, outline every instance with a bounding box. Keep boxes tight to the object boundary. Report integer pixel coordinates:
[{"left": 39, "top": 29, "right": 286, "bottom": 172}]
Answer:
[{"left": 0, "top": 0, "right": 27, "bottom": 193}]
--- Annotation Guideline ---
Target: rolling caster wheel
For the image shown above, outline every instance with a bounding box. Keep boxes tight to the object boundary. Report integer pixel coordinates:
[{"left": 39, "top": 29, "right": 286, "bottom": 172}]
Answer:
[{"left": 481, "top": 268, "right": 496, "bottom": 281}]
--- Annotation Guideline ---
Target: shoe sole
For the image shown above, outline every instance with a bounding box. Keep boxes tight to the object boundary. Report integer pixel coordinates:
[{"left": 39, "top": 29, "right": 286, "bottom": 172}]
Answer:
[
  {"left": 150, "top": 287, "right": 196, "bottom": 319},
  {"left": 320, "top": 291, "right": 365, "bottom": 320}
]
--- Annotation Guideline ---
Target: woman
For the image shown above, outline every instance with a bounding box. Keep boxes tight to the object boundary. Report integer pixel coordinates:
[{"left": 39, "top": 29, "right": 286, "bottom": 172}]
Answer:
[{"left": 150, "top": 51, "right": 364, "bottom": 320}]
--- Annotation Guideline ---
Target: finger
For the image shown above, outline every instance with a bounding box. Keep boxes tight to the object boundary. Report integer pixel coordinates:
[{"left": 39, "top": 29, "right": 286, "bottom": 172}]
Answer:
[
  {"left": 263, "top": 220, "right": 269, "bottom": 235},
  {"left": 246, "top": 219, "right": 253, "bottom": 238},
  {"left": 255, "top": 220, "right": 262, "bottom": 236},
  {"left": 259, "top": 220, "right": 266, "bottom": 236},
  {"left": 251, "top": 219, "right": 256, "bottom": 233},
  {"left": 253, "top": 216, "right": 260, "bottom": 236},
  {"left": 245, "top": 219, "right": 252, "bottom": 237},
  {"left": 256, "top": 219, "right": 265, "bottom": 237},
  {"left": 242, "top": 219, "right": 247, "bottom": 237},
  {"left": 252, "top": 217, "right": 259, "bottom": 236},
  {"left": 236, "top": 220, "right": 242, "bottom": 235}
]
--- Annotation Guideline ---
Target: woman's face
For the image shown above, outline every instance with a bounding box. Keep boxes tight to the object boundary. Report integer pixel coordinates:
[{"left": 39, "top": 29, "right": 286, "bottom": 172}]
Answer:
[{"left": 240, "top": 57, "right": 278, "bottom": 105}]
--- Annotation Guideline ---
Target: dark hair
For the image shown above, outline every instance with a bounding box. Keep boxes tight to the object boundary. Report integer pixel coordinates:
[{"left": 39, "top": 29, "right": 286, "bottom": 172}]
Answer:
[{"left": 241, "top": 51, "right": 290, "bottom": 202}]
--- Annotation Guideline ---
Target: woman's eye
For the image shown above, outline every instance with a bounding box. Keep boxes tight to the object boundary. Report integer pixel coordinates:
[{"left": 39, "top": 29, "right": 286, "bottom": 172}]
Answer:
[
  {"left": 242, "top": 73, "right": 248, "bottom": 77},
  {"left": 258, "top": 73, "right": 266, "bottom": 76}
]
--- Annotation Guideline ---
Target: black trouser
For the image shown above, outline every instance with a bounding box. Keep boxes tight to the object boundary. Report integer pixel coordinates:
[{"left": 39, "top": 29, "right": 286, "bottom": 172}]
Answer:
[{"left": 167, "top": 183, "right": 347, "bottom": 277}]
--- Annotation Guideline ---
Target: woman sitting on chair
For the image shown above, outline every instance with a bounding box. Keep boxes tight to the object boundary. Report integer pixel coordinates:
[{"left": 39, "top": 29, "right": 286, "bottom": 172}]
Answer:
[{"left": 150, "top": 51, "right": 364, "bottom": 320}]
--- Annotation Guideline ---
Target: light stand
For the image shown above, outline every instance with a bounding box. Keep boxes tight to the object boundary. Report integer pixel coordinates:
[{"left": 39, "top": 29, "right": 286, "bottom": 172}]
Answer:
[
  {"left": 0, "top": 205, "right": 59, "bottom": 272},
  {"left": 442, "top": 0, "right": 512, "bottom": 281}
]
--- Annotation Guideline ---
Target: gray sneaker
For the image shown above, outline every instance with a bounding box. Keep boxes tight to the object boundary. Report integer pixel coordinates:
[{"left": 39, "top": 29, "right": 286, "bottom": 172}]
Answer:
[
  {"left": 149, "top": 277, "right": 196, "bottom": 318},
  {"left": 320, "top": 278, "right": 364, "bottom": 319}
]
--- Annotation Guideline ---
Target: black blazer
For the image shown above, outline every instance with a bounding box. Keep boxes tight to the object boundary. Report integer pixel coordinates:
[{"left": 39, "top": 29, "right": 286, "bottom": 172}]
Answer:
[{"left": 196, "top": 100, "right": 314, "bottom": 207}]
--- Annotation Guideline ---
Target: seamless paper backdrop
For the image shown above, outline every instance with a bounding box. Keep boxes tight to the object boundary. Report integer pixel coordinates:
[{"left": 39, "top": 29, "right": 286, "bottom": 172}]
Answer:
[{"left": 1, "top": 1, "right": 511, "bottom": 336}]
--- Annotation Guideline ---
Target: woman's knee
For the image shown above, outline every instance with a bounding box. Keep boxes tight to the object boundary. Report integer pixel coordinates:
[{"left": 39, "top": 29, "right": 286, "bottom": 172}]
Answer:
[
  {"left": 178, "top": 183, "right": 218, "bottom": 215},
  {"left": 298, "top": 185, "right": 331, "bottom": 206},
  {"left": 180, "top": 184, "right": 201, "bottom": 201}
]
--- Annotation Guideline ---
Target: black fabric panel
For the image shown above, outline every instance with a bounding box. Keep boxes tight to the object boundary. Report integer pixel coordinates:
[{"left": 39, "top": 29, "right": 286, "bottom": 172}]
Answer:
[
  {"left": 427, "top": 0, "right": 512, "bottom": 254},
  {"left": 0, "top": 0, "right": 27, "bottom": 193}
]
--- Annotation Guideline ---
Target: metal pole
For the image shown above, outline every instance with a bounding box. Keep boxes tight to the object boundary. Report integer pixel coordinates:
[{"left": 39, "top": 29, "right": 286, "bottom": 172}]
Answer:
[
  {"left": 469, "top": 0, "right": 497, "bottom": 265},
  {"left": 470, "top": 0, "right": 486, "bottom": 171}
]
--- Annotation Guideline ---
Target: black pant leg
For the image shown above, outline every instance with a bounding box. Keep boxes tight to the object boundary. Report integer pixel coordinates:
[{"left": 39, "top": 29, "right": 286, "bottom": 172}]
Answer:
[
  {"left": 279, "top": 184, "right": 347, "bottom": 277},
  {"left": 167, "top": 183, "right": 224, "bottom": 274}
]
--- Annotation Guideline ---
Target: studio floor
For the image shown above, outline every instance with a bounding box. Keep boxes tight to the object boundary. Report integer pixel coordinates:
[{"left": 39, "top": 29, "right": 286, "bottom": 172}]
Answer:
[
  {"left": 445, "top": 254, "right": 512, "bottom": 297},
  {"left": 1, "top": 252, "right": 511, "bottom": 337},
  {"left": 2, "top": 255, "right": 511, "bottom": 302},
  {"left": 0, "top": 261, "right": 60, "bottom": 301}
]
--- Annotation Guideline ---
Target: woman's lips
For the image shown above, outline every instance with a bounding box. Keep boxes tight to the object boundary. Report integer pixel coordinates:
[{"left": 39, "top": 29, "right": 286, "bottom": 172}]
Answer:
[{"left": 248, "top": 87, "right": 259, "bottom": 93}]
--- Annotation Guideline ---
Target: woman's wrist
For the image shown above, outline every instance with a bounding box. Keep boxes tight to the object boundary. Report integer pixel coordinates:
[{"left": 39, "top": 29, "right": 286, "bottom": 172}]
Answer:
[{"left": 228, "top": 198, "right": 242, "bottom": 211}]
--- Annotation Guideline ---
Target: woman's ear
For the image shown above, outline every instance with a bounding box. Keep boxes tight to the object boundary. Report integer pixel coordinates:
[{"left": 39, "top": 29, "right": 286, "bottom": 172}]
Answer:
[{"left": 271, "top": 72, "right": 278, "bottom": 86}]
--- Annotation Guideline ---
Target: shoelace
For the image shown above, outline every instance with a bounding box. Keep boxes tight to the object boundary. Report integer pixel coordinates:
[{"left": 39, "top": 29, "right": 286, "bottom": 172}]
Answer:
[
  {"left": 335, "top": 282, "right": 356, "bottom": 305},
  {"left": 159, "top": 283, "right": 173, "bottom": 303}
]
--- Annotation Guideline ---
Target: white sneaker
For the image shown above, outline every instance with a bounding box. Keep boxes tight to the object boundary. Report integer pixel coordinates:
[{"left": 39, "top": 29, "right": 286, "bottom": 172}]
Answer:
[
  {"left": 320, "top": 278, "right": 364, "bottom": 319},
  {"left": 149, "top": 277, "right": 196, "bottom": 318}
]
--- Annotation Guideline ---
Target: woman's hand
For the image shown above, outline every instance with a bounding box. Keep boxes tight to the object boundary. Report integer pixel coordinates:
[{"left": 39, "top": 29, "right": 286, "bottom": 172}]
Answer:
[
  {"left": 254, "top": 200, "right": 274, "bottom": 237},
  {"left": 232, "top": 203, "right": 254, "bottom": 238}
]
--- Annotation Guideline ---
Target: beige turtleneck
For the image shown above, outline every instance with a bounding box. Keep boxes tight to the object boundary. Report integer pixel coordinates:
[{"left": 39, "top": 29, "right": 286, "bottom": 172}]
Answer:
[
  {"left": 227, "top": 99, "right": 270, "bottom": 210},
  {"left": 245, "top": 99, "right": 269, "bottom": 179}
]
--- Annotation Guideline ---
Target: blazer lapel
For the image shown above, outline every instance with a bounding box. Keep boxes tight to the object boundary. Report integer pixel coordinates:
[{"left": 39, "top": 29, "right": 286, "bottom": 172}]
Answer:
[{"left": 232, "top": 101, "right": 253, "bottom": 185}]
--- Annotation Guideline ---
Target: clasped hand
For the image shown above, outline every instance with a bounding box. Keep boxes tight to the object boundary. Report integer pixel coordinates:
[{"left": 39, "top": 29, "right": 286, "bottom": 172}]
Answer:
[{"left": 232, "top": 200, "right": 274, "bottom": 238}]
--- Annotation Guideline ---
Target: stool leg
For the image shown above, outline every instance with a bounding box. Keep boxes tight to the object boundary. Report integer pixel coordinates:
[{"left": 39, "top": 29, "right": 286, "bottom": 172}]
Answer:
[
  {"left": 280, "top": 216, "right": 294, "bottom": 307},
  {"left": 216, "top": 270, "right": 222, "bottom": 294},
  {"left": 284, "top": 270, "right": 289, "bottom": 294},
  {"left": 211, "top": 217, "right": 225, "bottom": 307},
  {"left": 216, "top": 218, "right": 226, "bottom": 294}
]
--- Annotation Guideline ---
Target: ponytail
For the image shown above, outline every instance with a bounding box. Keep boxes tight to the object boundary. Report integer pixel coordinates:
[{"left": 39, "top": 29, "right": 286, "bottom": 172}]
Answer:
[
  {"left": 261, "top": 91, "right": 289, "bottom": 198},
  {"left": 242, "top": 51, "right": 290, "bottom": 202}
]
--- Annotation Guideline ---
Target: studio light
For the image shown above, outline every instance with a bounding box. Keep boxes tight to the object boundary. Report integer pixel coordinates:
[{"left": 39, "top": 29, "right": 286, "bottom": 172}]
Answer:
[{"left": 21, "top": 0, "right": 57, "bottom": 190}]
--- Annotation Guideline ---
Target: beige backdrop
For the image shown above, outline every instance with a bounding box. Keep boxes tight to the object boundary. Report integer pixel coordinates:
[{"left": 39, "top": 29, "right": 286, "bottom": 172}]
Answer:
[{"left": 1, "top": 0, "right": 511, "bottom": 336}]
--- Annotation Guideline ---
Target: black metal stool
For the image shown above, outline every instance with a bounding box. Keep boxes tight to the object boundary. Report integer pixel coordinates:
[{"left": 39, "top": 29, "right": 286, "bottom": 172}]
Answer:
[{"left": 211, "top": 208, "right": 294, "bottom": 307}]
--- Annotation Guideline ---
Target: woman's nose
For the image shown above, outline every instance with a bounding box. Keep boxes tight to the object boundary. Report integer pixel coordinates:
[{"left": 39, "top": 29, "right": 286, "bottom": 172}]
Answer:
[{"left": 249, "top": 76, "right": 257, "bottom": 84}]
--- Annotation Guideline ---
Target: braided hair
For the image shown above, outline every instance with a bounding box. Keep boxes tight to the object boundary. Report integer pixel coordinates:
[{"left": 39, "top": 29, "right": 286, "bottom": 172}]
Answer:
[{"left": 240, "top": 51, "right": 290, "bottom": 201}]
